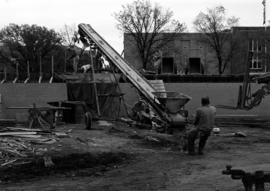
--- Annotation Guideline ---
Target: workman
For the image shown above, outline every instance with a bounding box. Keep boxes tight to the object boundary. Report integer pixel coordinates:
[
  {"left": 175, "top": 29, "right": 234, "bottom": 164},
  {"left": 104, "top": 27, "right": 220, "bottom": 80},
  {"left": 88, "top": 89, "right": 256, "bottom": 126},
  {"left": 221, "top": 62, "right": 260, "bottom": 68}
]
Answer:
[
  {"left": 247, "top": 84, "right": 270, "bottom": 109},
  {"left": 187, "top": 96, "right": 216, "bottom": 155},
  {"left": 100, "top": 55, "right": 110, "bottom": 70},
  {"left": 130, "top": 99, "right": 152, "bottom": 125},
  {"left": 80, "top": 64, "right": 91, "bottom": 73}
]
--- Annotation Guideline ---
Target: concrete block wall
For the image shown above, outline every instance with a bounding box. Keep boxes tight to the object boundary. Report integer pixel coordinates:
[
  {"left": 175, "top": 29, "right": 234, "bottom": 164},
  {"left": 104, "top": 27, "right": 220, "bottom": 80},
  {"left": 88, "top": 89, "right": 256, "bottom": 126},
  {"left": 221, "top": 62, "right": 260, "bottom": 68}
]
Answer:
[
  {"left": 0, "top": 82, "right": 270, "bottom": 121},
  {"left": 119, "top": 83, "right": 270, "bottom": 117},
  {"left": 0, "top": 83, "right": 67, "bottom": 120},
  {"left": 165, "top": 83, "right": 270, "bottom": 116}
]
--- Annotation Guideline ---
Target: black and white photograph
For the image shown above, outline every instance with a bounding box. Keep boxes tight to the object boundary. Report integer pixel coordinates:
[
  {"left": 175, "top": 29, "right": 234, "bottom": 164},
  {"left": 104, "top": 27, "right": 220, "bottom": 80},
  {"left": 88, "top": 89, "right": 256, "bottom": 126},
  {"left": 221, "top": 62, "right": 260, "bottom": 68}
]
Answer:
[{"left": 0, "top": 0, "right": 270, "bottom": 190}]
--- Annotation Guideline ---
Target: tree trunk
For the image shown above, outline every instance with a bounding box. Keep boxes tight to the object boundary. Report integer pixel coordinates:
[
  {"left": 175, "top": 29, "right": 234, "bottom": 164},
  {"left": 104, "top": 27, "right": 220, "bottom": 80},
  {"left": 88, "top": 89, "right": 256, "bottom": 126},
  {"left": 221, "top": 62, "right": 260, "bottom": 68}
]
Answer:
[
  {"left": 142, "top": 60, "right": 147, "bottom": 69},
  {"left": 218, "top": 55, "right": 223, "bottom": 75}
]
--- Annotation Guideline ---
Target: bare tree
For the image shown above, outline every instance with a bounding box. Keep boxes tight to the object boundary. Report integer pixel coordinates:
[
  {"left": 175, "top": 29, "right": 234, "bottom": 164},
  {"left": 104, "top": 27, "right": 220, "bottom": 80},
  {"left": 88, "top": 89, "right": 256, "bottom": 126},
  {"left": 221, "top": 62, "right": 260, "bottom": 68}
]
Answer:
[
  {"left": 193, "top": 6, "right": 239, "bottom": 74},
  {"left": 60, "top": 24, "right": 79, "bottom": 47},
  {"left": 114, "top": 0, "right": 186, "bottom": 69}
]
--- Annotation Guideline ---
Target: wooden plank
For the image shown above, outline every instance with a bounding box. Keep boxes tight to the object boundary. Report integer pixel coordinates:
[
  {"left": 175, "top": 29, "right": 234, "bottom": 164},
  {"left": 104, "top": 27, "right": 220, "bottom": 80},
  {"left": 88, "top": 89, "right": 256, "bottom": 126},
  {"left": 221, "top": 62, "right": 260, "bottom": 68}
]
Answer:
[
  {"left": 0, "top": 119, "right": 16, "bottom": 122},
  {"left": 1, "top": 159, "right": 18, "bottom": 167},
  {"left": 6, "top": 127, "right": 44, "bottom": 132},
  {"left": 11, "top": 134, "right": 42, "bottom": 138},
  {"left": 149, "top": 80, "right": 166, "bottom": 92},
  {"left": 0, "top": 132, "right": 37, "bottom": 136},
  {"left": 8, "top": 106, "right": 70, "bottom": 110},
  {"left": 149, "top": 80, "right": 166, "bottom": 98}
]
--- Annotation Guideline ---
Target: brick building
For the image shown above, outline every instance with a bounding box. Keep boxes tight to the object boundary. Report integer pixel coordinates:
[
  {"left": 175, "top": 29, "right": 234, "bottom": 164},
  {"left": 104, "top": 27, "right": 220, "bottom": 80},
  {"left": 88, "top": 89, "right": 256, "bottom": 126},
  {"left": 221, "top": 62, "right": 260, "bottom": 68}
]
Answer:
[
  {"left": 231, "top": 26, "right": 270, "bottom": 75},
  {"left": 124, "top": 26, "right": 270, "bottom": 75}
]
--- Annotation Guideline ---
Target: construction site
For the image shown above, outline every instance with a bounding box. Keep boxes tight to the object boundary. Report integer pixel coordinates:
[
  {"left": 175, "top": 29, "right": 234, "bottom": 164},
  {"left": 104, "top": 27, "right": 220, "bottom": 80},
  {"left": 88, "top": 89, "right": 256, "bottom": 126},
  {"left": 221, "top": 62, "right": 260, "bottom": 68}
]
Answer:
[{"left": 0, "top": 23, "right": 270, "bottom": 191}]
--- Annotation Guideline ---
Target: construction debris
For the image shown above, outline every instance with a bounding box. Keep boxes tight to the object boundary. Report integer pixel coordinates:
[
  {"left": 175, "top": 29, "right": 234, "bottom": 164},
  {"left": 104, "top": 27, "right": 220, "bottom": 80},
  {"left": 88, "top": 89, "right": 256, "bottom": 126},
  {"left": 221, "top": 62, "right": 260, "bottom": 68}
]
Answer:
[
  {"left": 0, "top": 138, "right": 35, "bottom": 167},
  {"left": 43, "top": 156, "right": 54, "bottom": 167},
  {"left": 97, "top": 120, "right": 113, "bottom": 127},
  {"left": 0, "top": 126, "right": 68, "bottom": 168},
  {"left": 54, "top": 132, "right": 69, "bottom": 138},
  {"left": 218, "top": 131, "right": 247, "bottom": 138}
]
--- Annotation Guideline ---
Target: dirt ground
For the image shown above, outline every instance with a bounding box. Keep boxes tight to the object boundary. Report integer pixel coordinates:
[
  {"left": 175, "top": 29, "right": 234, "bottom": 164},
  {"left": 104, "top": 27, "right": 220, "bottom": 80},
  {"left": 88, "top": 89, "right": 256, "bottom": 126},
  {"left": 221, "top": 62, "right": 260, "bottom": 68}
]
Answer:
[{"left": 1, "top": 120, "right": 270, "bottom": 191}]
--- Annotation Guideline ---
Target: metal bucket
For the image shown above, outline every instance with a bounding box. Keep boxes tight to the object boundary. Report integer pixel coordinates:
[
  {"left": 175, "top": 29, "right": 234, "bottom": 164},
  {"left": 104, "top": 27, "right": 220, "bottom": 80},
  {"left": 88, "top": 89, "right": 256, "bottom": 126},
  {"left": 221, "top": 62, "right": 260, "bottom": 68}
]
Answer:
[{"left": 153, "top": 92, "right": 191, "bottom": 113}]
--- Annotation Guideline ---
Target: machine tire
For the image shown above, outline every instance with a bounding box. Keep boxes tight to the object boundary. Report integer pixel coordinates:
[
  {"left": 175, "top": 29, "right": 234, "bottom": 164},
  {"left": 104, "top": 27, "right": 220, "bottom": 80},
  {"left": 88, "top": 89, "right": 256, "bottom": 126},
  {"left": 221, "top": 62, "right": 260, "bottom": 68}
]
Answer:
[{"left": 85, "top": 112, "right": 92, "bottom": 130}]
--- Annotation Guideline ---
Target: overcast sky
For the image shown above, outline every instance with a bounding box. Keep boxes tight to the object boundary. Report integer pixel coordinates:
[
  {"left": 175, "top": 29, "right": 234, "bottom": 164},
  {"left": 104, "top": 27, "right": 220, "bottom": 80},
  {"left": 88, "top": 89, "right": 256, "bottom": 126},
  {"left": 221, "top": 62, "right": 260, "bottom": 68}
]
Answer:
[{"left": 0, "top": 0, "right": 268, "bottom": 52}]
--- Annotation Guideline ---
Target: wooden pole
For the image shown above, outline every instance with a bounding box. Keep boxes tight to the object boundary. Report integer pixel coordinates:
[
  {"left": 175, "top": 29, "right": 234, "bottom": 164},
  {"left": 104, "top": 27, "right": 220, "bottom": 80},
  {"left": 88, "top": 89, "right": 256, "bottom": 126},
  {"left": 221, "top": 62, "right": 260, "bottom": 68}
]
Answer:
[
  {"left": 64, "top": 49, "right": 67, "bottom": 73},
  {"left": 27, "top": 61, "right": 30, "bottom": 76},
  {"left": 264, "top": 27, "right": 267, "bottom": 72},
  {"left": 16, "top": 62, "right": 18, "bottom": 77},
  {"left": 89, "top": 50, "right": 101, "bottom": 117},
  {"left": 39, "top": 54, "right": 42, "bottom": 83},
  {"left": 1, "top": 66, "right": 7, "bottom": 83},
  {"left": 4, "top": 66, "right": 6, "bottom": 82},
  {"left": 241, "top": 43, "right": 252, "bottom": 108},
  {"left": 49, "top": 56, "right": 54, "bottom": 83},
  {"left": 13, "top": 61, "right": 19, "bottom": 83},
  {"left": 52, "top": 56, "right": 54, "bottom": 75},
  {"left": 39, "top": 55, "right": 42, "bottom": 76},
  {"left": 24, "top": 61, "right": 30, "bottom": 83}
]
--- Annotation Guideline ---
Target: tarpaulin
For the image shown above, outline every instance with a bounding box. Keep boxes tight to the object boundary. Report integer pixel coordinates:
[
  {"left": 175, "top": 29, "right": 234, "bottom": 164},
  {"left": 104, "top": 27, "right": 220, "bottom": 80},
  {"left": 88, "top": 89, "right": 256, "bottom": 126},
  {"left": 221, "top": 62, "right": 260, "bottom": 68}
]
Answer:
[{"left": 66, "top": 82, "right": 123, "bottom": 119}]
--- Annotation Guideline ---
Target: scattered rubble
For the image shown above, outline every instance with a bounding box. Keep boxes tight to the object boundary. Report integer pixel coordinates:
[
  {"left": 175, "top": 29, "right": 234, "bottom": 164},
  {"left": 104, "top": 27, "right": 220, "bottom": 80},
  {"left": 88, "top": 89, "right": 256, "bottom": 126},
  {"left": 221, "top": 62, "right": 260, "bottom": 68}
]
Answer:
[
  {"left": 0, "top": 126, "right": 69, "bottom": 168},
  {"left": 218, "top": 131, "right": 247, "bottom": 137}
]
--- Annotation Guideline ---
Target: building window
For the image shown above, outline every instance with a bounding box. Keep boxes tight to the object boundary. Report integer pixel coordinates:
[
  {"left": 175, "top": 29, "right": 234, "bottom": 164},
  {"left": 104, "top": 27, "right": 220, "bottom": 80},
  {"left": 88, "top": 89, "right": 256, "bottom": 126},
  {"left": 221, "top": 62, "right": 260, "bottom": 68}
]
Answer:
[
  {"left": 249, "top": 39, "right": 263, "bottom": 70},
  {"left": 161, "top": 57, "right": 175, "bottom": 74},
  {"left": 188, "top": 57, "right": 204, "bottom": 74},
  {"left": 250, "top": 56, "right": 262, "bottom": 69},
  {"left": 257, "top": 41, "right": 262, "bottom": 52}
]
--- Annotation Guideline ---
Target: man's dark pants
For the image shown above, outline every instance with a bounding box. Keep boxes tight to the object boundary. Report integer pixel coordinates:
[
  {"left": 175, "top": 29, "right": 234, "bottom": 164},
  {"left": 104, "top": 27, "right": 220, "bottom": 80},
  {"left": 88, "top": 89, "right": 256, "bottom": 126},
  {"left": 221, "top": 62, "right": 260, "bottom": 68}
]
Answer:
[{"left": 187, "top": 128, "right": 211, "bottom": 154}]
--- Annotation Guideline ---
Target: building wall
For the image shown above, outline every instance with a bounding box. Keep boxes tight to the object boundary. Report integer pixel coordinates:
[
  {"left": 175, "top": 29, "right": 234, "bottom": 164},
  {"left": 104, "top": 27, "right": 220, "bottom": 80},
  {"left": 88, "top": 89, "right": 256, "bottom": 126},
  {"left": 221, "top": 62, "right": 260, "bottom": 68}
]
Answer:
[
  {"left": 124, "top": 27, "right": 270, "bottom": 75},
  {"left": 120, "top": 82, "right": 270, "bottom": 116},
  {"left": 173, "top": 33, "right": 222, "bottom": 75},
  {"left": 165, "top": 83, "right": 270, "bottom": 116},
  {"left": 124, "top": 33, "right": 232, "bottom": 75},
  {"left": 124, "top": 34, "right": 142, "bottom": 70},
  {"left": 0, "top": 83, "right": 67, "bottom": 120}
]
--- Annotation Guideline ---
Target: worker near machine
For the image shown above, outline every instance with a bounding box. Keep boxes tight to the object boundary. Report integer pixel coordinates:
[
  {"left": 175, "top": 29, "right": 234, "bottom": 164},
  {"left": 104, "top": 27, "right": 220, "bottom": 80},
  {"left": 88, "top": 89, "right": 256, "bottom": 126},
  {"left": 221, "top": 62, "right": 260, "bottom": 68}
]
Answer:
[
  {"left": 80, "top": 64, "right": 91, "bottom": 73},
  {"left": 187, "top": 96, "right": 216, "bottom": 155},
  {"left": 100, "top": 55, "right": 110, "bottom": 70},
  {"left": 247, "top": 84, "right": 270, "bottom": 109},
  {"left": 131, "top": 99, "right": 152, "bottom": 126}
]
